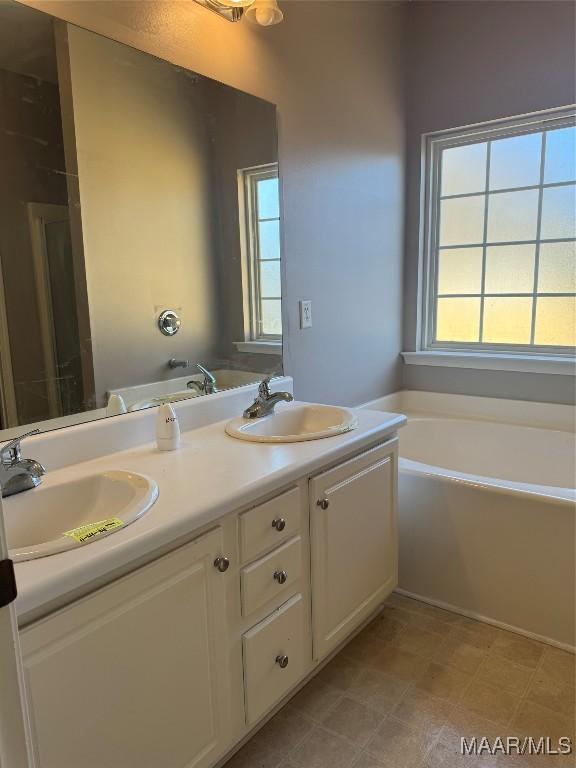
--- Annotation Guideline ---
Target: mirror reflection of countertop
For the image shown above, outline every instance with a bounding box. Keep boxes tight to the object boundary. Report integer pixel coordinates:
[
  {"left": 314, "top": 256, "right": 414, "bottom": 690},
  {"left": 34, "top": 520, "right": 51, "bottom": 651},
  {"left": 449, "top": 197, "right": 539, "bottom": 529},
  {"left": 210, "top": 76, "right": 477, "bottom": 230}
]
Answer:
[{"left": 14, "top": 400, "right": 405, "bottom": 625}]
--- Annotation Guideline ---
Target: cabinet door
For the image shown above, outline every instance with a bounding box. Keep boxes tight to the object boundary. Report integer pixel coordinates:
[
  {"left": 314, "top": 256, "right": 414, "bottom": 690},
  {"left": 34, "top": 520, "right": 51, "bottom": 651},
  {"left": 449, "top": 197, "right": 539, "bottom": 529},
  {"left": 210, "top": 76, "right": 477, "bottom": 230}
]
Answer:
[
  {"left": 310, "top": 441, "right": 398, "bottom": 661},
  {"left": 21, "top": 528, "right": 232, "bottom": 768}
]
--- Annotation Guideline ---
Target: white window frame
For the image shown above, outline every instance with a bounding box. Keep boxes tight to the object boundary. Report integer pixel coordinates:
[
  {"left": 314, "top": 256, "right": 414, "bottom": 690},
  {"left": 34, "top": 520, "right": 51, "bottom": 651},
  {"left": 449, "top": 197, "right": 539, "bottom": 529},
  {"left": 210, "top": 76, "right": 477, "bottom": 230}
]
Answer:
[
  {"left": 237, "top": 163, "right": 282, "bottom": 354},
  {"left": 411, "top": 106, "right": 576, "bottom": 374}
]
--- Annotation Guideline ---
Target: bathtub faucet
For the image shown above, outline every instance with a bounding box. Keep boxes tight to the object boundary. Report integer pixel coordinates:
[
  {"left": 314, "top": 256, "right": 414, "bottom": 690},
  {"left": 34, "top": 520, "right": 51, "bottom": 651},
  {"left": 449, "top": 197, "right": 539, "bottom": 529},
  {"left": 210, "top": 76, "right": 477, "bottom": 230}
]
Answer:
[
  {"left": 168, "top": 358, "right": 189, "bottom": 369},
  {"left": 187, "top": 364, "right": 217, "bottom": 395}
]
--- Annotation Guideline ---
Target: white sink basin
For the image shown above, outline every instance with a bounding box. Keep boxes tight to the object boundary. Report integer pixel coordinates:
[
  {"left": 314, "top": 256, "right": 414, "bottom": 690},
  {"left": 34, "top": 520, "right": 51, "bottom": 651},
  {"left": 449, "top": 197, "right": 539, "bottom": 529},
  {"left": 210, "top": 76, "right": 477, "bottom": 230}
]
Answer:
[
  {"left": 5, "top": 470, "right": 158, "bottom": 562},
  {"left": 225, "top": 404, "right": 358, "bottom": 443}
]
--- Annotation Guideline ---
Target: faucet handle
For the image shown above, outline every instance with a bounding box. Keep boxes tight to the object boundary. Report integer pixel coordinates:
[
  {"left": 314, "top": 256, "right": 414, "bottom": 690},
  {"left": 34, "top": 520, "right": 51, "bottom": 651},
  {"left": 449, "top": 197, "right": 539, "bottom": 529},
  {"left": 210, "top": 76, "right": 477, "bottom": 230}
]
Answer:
[
  {"left": 258, "top": 378, "right": 272, "bottom": 399},
  {"left": 1, "top": 428, "right": 40, "bottom": 465}
]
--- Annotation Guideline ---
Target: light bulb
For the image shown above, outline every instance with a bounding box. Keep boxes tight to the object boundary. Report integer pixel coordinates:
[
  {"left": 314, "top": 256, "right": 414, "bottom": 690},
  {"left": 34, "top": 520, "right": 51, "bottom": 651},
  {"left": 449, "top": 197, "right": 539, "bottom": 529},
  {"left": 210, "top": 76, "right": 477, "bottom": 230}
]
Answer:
[
  {"left": 245, "top": 0, "right": 283, "bottom": 26},
  {"left": 212, "top": 0, "right": 255, "bottom": 8},
  {"left": 255, "top": 6, "right": 275, "bottom": 25}
]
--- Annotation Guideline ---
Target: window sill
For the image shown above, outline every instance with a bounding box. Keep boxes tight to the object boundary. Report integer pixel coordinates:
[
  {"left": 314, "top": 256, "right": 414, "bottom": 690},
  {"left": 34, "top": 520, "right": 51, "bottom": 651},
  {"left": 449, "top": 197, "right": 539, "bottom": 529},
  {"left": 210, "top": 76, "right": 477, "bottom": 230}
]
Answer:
[
  {"left": 401, "top": 351, "right": 576, "bottom": 376},
  {"left": 234, "top": 340, "right": 282, "bottom": 355}
]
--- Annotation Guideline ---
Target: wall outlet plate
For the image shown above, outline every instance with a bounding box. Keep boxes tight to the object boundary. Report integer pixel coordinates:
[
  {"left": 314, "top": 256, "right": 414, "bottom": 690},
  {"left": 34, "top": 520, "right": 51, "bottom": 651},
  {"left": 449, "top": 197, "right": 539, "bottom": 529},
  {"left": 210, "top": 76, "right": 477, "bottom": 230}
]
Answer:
[{"left": 299, "top": 300, "right": 312, "bottom": 329}]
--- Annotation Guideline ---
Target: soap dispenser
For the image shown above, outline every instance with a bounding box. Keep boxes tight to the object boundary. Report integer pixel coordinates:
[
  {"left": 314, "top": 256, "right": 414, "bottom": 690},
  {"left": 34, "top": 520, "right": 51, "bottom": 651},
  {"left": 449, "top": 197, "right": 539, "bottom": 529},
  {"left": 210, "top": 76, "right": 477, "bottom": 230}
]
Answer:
[
  {"left": 106, "top": 393, "right": 127, "bottom": 416},
  {"left": 156, "top": 403, "right": 180, "bottom": 451}
]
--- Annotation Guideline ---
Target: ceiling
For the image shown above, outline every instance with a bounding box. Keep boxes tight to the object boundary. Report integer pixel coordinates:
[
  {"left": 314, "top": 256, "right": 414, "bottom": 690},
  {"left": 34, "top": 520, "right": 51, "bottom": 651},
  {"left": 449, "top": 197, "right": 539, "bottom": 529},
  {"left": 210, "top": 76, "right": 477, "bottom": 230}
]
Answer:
[{"left": 0, "top": 1, "right": 58, "bottom": 83}]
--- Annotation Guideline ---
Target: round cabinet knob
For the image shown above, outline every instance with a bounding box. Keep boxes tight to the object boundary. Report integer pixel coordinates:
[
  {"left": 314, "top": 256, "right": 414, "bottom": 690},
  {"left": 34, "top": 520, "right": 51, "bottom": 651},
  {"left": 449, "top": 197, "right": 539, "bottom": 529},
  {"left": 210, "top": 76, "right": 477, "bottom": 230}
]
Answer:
[
  {"left": 275, "top": 655, "right": 289, "bottom": 669},
  {"left": 214, "top": 556, "right": 230, "bottom": 573},
  {"left": 272, "top": 518, "right": 286, "bottom": 532},
  {"left": 273, "top": 569, "right": 288, "bottom": 585},
  {"left": 317, "top": 498, "right": 330, "bottom": 510}
]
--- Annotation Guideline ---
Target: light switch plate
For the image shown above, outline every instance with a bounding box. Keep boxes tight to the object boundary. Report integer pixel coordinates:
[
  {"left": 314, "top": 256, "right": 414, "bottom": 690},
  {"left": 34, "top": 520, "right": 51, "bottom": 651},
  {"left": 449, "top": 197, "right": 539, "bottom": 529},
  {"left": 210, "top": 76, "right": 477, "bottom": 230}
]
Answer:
[{"left": 299, "top": 300, "right": 312, "bottom": 329}]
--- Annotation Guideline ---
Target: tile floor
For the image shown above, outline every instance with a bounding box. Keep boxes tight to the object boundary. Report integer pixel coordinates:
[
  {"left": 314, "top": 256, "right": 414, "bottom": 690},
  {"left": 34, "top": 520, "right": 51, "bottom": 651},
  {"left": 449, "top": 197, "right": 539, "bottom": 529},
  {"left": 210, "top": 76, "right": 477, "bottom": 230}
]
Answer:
[{"left": 224, "top": 594, "right": 576, "bottom": 768}]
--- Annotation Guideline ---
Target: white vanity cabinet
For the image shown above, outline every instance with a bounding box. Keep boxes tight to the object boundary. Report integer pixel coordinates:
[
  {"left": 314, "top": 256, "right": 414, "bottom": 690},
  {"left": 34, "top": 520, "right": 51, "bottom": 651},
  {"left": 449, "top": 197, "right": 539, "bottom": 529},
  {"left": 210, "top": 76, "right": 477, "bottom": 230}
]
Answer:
[
  {"left": 20, "top": 435, "right": 399, "bottom": 768},
  {"left": 310, "top": 440, "right": 398, "bottom": 660},
  {"left": 20, "top": 527, "right": 232, "bottom": 768}
]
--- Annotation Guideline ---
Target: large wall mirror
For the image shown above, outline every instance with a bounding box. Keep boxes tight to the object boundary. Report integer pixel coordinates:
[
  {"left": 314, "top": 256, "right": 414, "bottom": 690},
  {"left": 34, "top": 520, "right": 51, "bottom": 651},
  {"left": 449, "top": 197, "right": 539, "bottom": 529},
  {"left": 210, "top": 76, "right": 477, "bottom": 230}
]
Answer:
[{"left": 0, "top": 0, "right": 283, "bottom": 439}]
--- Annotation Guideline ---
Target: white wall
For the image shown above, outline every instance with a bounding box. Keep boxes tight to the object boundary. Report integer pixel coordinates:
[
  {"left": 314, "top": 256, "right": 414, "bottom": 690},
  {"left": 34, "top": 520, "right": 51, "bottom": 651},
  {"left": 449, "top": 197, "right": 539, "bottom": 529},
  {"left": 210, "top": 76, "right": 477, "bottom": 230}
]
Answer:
[
  {"left": 18, "top": 0, "right": 407, "bottom": 407},
  {"left": 403, "top": 0, "right": 576, "bottom": 404}
]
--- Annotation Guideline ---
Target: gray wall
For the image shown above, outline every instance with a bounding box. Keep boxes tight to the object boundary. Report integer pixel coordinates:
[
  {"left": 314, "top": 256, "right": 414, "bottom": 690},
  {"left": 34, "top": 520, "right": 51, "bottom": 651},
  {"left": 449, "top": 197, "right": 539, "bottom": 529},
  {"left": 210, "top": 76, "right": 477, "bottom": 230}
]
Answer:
[
  {"left": 403, "top": 0, "right": 576, "bottom": 404},
  {"left": 206, "top": 83, "right": 281, "bottom": 376},
  {"left": 59, "top": 26, "right": 281, "bottom": 407},
  {"left": 19, "top": 0, "right": 407, "bottom": 408},
  {"left": 63, "top": 26, "right": 221, "bottom": 405}
]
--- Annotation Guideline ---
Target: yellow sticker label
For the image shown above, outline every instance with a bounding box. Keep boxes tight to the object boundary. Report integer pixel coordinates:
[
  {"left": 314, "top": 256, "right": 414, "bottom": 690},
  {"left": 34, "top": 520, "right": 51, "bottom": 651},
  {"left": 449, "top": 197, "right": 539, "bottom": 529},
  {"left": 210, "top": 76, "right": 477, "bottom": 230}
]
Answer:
[{"left": 63, "top": 518, "right": 124, "bottom": 544}]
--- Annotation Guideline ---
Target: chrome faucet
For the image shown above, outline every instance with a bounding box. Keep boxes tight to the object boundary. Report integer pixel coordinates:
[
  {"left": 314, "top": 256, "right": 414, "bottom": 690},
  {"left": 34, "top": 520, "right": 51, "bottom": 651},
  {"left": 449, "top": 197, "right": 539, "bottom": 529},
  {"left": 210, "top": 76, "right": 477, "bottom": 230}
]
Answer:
[
  {"left": 243, "top": 378, "right": 293, "bottom": 419},
  {"left": 187, "top": 364, "right": 217, "bottom": 395},
  {"left": 0, "top": 429, "right": 46, "bottom": 497},
  {"left": 168, "top": 358, "right": 189, "bottom": 369}
]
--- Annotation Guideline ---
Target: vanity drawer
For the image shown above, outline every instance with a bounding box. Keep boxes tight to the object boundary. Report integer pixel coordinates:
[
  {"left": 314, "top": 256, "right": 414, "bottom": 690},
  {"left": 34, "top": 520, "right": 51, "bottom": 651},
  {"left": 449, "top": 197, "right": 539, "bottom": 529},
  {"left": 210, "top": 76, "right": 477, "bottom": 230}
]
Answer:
[
  {"left": 241, "top": 536, "right": 301, "bottom": 617},
  {"left": 243, "top": 594, "right": 306, "bottom": 725},
  {"left": 240, "top": 487, "right": 301, "bottom": 563}
]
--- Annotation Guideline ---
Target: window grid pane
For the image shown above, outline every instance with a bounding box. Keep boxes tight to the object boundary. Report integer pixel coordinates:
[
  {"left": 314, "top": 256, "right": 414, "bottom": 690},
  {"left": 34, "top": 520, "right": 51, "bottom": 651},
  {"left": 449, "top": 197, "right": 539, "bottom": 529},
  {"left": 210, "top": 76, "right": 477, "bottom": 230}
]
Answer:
[
  {"left": 529, "top": 129, "right": 547, "bottom": 345},
  {"left": 241, "top": 166, "right": 282, "bottom": 341},
  {"left": 477, "top": 139, "right": 491, "bottom": 343},
  {"left": 254, "top": 174, "right": 281, "bottom": 339},
  {"left": 432, "top": 117, "right": 576, "bottom": 350},
  {"left": 489, "top": 132, "right": 542, "bottom": 191}
]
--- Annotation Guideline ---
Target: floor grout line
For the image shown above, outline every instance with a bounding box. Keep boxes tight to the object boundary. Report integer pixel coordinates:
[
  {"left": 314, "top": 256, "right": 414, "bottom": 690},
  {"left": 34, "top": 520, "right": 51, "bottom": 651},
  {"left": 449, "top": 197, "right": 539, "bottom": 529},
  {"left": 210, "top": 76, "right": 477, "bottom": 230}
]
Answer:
[
  {"left": 507, "top": 644, "right": 576, "bottom": 730},
  {"left": 508, "top": 653, "right": 544, "bottom": 730},
  {"left": 225, "top": 598, "right": 574, "bottom": 767}
]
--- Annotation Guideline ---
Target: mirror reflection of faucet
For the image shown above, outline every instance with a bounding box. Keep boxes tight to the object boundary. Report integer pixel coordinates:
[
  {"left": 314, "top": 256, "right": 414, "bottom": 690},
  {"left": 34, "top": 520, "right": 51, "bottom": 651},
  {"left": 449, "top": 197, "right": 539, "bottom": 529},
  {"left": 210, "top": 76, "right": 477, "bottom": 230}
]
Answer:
[
  {"left": 187, "top": 364, "right": 217, "bottom": 395},
  {"left": 168, "top": 358, "right": 189, "bottom": 369},
  {"left": 167, "top": 360, "right": 217, "bottom": 394}
]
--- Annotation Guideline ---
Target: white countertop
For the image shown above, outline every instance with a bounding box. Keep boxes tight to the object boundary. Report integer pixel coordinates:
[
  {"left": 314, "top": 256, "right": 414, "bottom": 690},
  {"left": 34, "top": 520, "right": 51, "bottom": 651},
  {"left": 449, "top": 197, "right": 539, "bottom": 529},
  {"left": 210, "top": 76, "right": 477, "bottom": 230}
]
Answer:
[{"left": 14, "top": 404, "right": 405, "bottom": 623}]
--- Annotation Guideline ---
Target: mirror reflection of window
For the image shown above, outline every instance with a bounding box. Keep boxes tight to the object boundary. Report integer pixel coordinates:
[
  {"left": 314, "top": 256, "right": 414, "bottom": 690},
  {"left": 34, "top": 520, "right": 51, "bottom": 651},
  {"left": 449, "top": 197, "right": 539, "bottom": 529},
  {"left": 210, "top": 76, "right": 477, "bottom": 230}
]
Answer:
[{"left": 239, "top": 164, "right": 282, "bottom": 341}]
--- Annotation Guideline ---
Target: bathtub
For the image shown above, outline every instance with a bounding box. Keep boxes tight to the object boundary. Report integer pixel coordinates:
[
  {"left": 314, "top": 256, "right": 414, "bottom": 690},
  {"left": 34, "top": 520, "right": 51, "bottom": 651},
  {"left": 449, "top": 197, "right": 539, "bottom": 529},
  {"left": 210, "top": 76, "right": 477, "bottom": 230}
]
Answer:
[{"left": 362, "top": 390, "right": 576, "bottom": 649}]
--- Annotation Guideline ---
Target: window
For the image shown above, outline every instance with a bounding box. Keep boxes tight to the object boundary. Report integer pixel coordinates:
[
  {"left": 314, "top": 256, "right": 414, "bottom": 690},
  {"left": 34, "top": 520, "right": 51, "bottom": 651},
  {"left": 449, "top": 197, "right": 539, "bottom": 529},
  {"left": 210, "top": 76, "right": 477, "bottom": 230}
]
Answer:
[
  {"left": 422, "top": 110, "right": 576, "bottom": 355},
  {"left": 239, "top": 164, "right": 282, "bottom": 343}
]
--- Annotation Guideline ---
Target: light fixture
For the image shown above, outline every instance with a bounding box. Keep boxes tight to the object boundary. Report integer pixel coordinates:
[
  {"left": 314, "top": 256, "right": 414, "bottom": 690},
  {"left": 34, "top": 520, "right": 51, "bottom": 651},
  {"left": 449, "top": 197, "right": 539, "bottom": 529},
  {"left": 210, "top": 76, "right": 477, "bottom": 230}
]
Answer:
[
  {"left": 244, "top": 0, "right": 283, "bottom": 26},
  {"left": 209, "top": 0, "right": 254, "bottom": 8},
  {"left": 195, "top": 0, "right": 245, "bottom": 22},
  {"left": 193, "top": 0, "right": 283, "bottom": 25}
]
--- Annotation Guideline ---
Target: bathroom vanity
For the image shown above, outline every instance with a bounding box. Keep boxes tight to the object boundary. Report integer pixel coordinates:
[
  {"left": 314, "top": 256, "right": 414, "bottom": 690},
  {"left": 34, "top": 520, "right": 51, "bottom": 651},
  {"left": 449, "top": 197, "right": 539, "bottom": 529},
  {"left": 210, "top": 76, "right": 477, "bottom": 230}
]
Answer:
[
  {"left": 0, "top": 9, "right": 405, "bottom": 765},
  {"left": 12, "top": 382, "right": 404, "bottom": 768}
]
